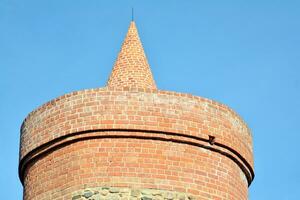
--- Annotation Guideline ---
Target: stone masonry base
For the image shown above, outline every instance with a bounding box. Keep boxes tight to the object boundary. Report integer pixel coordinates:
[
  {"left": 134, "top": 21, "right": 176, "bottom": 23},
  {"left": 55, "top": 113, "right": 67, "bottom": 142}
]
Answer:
[{"left": 72, "top": 187, "right": 196, "bottom": 200}]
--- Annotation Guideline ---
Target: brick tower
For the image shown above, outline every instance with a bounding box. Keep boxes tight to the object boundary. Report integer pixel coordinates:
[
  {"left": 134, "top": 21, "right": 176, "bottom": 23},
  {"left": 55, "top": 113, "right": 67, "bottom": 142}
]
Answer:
[{"left": 19, "top": 21, "right": 254, "bottom": 200}]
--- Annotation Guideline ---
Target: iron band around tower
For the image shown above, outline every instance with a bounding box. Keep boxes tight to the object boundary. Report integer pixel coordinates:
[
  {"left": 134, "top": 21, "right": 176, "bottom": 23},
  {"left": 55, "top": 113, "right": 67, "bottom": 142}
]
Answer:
[{"left": 19, "top": 88, "right": 254, "bottom": 186}]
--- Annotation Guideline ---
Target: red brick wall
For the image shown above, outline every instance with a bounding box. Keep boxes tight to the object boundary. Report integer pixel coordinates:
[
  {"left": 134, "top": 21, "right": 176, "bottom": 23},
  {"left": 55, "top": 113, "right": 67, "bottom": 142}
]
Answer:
[
  {"left": 24, "top": 136, "right": 248, "bottom": 200},
  {"left": 20, "top": 87, "right": 254, "bottom": 200}
]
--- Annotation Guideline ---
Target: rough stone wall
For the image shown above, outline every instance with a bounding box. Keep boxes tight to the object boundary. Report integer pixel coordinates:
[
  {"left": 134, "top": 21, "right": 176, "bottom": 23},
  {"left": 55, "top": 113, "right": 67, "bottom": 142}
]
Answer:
[{"left": 72, "top": 187, "right": 196, "bottom": 200}]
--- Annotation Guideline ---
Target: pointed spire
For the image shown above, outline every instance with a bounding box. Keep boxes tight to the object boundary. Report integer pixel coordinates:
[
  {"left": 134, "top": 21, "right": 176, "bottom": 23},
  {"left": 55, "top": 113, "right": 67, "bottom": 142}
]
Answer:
[{"left": 107, "top": 21, "right": 157, "bottom": 90}]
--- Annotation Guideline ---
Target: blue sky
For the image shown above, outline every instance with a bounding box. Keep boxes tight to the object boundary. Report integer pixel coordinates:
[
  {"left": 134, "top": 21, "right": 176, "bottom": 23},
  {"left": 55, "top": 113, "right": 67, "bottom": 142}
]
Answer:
[{"left": 1, "top": 1, "right": 299, "bottom": 199}]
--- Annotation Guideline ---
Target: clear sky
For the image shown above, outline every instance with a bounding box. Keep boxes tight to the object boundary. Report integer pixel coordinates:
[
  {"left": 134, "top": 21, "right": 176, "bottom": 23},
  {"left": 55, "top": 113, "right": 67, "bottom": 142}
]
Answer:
[{"left": 1, "top": 1, "right": 299, "bottom": 199}]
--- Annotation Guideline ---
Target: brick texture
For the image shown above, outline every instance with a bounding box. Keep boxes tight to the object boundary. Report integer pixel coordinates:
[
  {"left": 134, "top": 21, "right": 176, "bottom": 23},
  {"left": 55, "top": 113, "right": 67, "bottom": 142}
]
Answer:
[
  {"left": 24, "top": 137, "right": 248, "bottom": 200},
  {"left": 19, "top": 21, "right": 254, "bottom": 200}
]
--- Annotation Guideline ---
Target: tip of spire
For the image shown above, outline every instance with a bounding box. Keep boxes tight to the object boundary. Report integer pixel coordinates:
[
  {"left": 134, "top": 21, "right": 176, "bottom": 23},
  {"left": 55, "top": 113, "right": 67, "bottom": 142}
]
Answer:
[
  {"left": 106, "top": 20, "right": 157, "bottom": 90},
  {"left": 131, "top": 7, "right": 134, "bottom": 21}
]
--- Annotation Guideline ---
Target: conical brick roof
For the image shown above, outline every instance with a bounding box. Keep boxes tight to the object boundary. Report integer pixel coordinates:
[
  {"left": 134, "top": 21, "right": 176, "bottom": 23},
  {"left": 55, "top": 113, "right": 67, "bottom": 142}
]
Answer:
[{"left": 107, "top": 21, "right": 157, "bottom": 90}]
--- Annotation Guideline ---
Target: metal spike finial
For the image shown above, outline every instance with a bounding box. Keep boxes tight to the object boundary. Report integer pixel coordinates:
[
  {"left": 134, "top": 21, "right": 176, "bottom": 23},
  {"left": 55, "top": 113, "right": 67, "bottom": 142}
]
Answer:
[{"left": 131, "top": 7, "right": 134, "bottom": 21}]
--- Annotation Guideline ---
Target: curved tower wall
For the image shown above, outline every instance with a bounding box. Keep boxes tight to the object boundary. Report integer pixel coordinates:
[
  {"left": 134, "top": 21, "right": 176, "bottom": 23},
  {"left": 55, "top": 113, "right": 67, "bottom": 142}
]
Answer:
[{"left": 19, "top": 22, "right": 254, "bottom": 200}]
